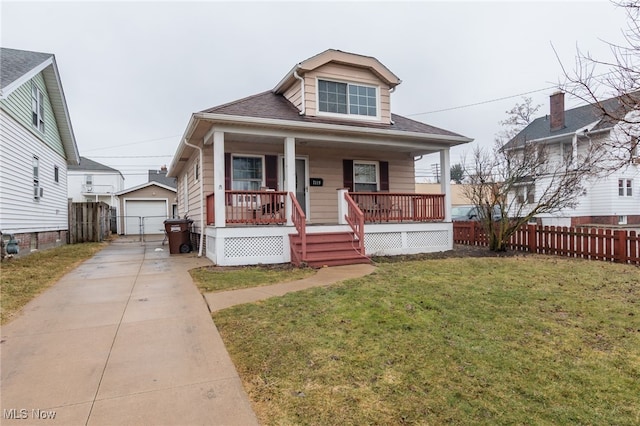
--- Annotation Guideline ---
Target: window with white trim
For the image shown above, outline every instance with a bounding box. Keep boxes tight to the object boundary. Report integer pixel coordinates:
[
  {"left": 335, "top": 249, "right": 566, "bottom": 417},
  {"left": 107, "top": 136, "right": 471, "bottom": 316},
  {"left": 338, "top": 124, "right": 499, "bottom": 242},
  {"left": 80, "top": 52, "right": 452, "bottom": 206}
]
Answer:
[
  {"left": 516, "top": 183, "right": 535, "bottom": 204},
  {"left": 354, "top": 161, "right": 378, "bottom": 192},
  {"left": 54, "top": 166, "right": 59, "bottom": 183},
  {"left": 232, "top": 155, "right": 263, "bottom": 190},
  {"left": 31, "top": 83, "right": 45, "bottom": 132},
  {"left": 318, "top": 80, "right": 377, "bottom": 117},
  {"left": 33, "top": 156, "right": 40, "bottom": 199},
  {"left": 33, "top": 156, "right": 39, "bottom": 186},
  {"left": 618, "top": 179, "right": 632, "bottom": 197},
  {"left": 194, "top": 162, "right": 199, "bottom": 182}
]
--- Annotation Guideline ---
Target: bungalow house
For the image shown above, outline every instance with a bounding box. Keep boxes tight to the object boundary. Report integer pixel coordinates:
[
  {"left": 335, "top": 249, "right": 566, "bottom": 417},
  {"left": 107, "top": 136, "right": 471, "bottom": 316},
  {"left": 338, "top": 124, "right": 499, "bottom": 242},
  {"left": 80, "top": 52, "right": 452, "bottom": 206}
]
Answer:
[
  {"left": 0, "top": 47, "right": 80, "bottom": 255},
  {"left": 167, "top": 49, "right": 472, "bottom": 266},
  {"left": 505, "top": 92, "right": 639, "bottom": 227}
]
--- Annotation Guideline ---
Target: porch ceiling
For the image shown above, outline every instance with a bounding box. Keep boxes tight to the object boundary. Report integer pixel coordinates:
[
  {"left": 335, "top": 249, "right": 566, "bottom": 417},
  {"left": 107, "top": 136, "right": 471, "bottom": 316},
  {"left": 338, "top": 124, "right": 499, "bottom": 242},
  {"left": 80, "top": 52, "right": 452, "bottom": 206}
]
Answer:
[{"left": 192, "top": 119, "right": 455, "bottom": 155}]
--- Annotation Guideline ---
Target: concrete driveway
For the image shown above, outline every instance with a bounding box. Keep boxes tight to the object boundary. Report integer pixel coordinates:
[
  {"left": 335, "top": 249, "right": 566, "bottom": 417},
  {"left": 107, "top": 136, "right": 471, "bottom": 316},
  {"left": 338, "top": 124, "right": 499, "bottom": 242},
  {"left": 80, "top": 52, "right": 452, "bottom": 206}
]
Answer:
[{"left": 1, "top": 237, "right": 259, "bottom": 426}]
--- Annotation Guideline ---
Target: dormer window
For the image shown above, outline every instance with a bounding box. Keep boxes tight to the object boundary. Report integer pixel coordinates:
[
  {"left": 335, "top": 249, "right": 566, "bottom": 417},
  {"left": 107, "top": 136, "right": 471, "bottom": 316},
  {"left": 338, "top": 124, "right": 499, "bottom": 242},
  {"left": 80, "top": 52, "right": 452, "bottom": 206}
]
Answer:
[{"left": 318, "top": 79, "right": 377, "bottom": 118}]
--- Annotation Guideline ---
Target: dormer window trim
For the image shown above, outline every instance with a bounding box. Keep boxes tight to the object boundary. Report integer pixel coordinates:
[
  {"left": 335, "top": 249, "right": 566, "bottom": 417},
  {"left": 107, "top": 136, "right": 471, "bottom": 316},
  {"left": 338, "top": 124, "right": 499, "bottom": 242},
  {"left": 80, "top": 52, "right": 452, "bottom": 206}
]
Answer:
[{"left": 316, "top": 77, "right": 381, "bottom": 121}]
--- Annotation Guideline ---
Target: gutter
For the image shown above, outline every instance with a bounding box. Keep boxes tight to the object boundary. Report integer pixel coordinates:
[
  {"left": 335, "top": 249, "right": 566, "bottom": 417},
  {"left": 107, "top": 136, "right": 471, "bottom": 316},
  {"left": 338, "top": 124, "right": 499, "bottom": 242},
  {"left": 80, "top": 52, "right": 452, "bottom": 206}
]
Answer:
[
  {"left": 182, "top": 138, "right": 204, "bottom": 258},
  {"left": 293, "top": 65, "right": 305, "bottom": 116}
]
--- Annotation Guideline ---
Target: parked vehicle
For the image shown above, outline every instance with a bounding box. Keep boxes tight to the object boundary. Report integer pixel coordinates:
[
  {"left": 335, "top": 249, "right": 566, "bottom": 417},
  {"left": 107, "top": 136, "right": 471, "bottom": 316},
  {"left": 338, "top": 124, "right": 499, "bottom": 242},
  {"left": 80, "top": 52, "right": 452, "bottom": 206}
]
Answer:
[{"left": 451, "top": 205, "right": 502, "bottom": 221}]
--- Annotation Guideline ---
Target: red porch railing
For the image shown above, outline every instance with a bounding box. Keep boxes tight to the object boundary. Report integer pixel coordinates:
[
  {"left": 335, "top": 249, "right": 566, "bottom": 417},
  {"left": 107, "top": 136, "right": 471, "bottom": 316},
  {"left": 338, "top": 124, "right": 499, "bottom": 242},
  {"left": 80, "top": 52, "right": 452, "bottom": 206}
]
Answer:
[
  {"left": 290, "top": 192, "right": 307, "bottom": 262},
  {"left": 205, "top": 190, "right": 288, "bottom": 225},
  {"left": 348, "top": 192, "right": 445, "bottom": 223},
  {"left": 453, "top": 222, "right": 640, "bottom": 265},
  {"left": 344, "top": 193, "right": 365, "bottom": 253}
]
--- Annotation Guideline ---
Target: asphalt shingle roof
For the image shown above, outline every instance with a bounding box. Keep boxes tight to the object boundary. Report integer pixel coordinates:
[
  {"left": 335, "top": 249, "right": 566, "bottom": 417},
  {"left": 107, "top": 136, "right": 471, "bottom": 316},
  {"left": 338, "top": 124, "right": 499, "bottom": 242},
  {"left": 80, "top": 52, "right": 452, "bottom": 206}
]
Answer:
[
  {"left": 68, "top": 157, "right": 121, "bottom": 174},
  {"left": 148, "top": 170, "right": 177, "bottom": 188},
  {"left": 505, "top": 94, "right": 639, "bottom": 148},
  {"left": 201, "top": 91, "right": 466, "bottom": 138},
  {"left": 0, "top": 47, "right": 53, "bottom": 91}
]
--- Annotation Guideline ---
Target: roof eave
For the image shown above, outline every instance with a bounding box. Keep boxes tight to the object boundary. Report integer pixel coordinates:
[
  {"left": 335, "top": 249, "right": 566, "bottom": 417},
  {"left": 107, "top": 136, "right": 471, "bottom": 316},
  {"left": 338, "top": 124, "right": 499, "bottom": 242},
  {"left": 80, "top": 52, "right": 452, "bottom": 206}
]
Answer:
[{"left": 195, "top": 112, "right": 472, "bottom": 144}]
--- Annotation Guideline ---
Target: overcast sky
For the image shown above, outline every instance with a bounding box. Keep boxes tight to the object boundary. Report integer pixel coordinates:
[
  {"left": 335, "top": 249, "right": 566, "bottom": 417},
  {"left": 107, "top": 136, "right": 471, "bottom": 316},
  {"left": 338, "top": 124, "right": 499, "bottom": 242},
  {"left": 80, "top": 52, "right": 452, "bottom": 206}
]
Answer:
[{"left": 1, "top": 1, "right": 631, "bottom": 186}]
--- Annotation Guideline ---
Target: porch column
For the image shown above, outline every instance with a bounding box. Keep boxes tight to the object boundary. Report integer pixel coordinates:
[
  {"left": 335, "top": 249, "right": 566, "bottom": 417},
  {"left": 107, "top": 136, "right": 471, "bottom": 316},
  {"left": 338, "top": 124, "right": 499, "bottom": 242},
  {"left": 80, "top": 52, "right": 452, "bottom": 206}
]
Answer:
[
  {"left": 284, "top": 137, "right": 296, "bottom": 226},
  {"left": 440, "top": 148, "right": 452, "bottom": 221},
  {"left": 213, "top": 131, "right": 226, "bottom": 228}
]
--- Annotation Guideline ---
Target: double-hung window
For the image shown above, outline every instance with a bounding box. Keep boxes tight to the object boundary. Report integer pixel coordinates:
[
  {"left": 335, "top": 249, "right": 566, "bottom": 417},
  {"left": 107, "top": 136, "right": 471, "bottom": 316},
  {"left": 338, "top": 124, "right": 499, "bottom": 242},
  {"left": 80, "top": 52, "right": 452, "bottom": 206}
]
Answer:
[
  {"left": 31, "top": 84, "right": 45, "bottom": 132},
  {"left": 318, "top": 80, "right": 377, "bottom": 118},
  {"left": 232, "top": 155, "right": 263, "bottom": 190},
  {"left": 354, "top": 161, "right": 378, "bottom": 192},
  {"left": 33, "top": 156, "right": 40, "bottom": 199},
  {"left": 618, "top": 179, "right": 632, "bottom": 197}
]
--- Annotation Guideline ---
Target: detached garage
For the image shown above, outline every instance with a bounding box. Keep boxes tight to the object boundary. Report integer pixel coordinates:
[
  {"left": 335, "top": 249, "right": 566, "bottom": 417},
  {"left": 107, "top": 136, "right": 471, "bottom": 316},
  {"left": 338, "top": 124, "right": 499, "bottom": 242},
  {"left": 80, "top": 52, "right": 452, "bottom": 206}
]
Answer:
[{"left": 116, "top": 182, "right": 177, "bottom": 236}]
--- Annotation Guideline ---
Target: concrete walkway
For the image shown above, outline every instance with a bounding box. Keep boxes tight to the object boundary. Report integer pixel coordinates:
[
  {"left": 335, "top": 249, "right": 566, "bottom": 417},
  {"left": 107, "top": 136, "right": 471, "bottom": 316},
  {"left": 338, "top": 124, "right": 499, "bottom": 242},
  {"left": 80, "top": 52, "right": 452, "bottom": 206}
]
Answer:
[
  {"left": 1, "top": 238, "right": 257, "bottom": 426},
  {"left": 204, "top": 263, "right": 376, "bottom": 312},
  {"left": 1, "top": 238, "right": 376, "bottom": 426}
]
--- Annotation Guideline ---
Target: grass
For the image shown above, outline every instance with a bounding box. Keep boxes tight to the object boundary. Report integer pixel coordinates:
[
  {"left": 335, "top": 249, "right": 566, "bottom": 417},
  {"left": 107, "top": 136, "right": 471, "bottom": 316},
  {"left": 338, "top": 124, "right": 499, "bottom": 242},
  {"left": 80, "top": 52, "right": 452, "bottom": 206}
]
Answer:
[
  {"left": 0, "top": 242, "right": 105, "bottom": 324},
  {"left": 213, "top": 256, "right": 640, "bottom": 425},
  {"left": 190, "top": 264, "right": 316, "bottom": 293}
]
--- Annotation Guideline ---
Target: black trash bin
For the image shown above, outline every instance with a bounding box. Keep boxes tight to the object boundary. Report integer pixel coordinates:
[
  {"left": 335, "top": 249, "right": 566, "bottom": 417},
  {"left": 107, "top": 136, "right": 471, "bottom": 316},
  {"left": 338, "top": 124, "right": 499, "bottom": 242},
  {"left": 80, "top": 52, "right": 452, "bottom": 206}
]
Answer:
[{"left": 164, "top": 218, "right": 193, "bottom": 254}]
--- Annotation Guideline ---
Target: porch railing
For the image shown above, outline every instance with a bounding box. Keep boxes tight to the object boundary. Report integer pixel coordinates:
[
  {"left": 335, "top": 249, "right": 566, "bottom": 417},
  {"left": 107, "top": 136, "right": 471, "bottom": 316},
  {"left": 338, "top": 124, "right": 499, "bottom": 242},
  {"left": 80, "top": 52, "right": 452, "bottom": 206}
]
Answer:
[
  {"left": 344, "top": 193, "right": 365, "bottom": 252},
  {"left": 205, "top": 190, "right": 288, "bottom": 225},
  {"left": 290, "top": 192, "right": 307, "bottom": 261},
  {"left": 348, "top": 192, "right": 445, "bottom": 223}
]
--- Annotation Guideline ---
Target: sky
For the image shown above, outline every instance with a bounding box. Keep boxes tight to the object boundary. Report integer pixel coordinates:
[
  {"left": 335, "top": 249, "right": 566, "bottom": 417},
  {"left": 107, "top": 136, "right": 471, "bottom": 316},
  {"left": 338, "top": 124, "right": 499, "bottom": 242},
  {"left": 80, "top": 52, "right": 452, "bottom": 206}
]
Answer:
[{"left": 1, "top": 0, "right": 632, "bottom": 186}]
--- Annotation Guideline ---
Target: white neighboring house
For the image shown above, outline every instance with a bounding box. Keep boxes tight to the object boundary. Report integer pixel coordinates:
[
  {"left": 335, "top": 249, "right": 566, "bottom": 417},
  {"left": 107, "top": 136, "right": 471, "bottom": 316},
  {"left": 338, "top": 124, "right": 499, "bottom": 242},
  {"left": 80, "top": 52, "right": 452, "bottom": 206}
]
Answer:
[
  {"left": 505, "top": 92, "right": 639, "bottom": 227},
  {"left": 68, "top": 156, "right": 124, "bottom": 208},
  {"left": 0, "top": 47, "right": 80, "bottom": 255}
]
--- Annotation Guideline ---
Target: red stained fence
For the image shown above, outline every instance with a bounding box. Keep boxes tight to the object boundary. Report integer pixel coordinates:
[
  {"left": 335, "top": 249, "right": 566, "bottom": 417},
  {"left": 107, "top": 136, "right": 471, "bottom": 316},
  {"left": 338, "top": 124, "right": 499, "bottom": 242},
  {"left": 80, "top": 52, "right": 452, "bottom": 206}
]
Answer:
[{"left": 453, "top": 222, "right": 640, "bottom": 265}]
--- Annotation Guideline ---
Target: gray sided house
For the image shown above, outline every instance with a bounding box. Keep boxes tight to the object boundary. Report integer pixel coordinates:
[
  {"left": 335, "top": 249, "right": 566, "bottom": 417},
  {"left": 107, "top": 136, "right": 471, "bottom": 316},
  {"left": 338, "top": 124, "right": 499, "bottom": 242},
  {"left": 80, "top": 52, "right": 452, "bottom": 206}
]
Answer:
[
  {"left": 0, "top": 47, "right": 80, "bottom": 256},
  {"left": 505, "top": 92, "right": 640, "bottom": 227},
  {"left": 168, "top": 49, "right": 473, "bottom": 266}
]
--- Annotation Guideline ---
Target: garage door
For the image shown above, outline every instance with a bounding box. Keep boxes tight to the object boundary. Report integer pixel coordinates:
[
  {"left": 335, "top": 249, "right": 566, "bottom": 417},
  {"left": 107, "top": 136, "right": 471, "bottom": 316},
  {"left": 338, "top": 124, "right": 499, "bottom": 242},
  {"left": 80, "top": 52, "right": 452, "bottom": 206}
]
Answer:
[{"left": 124, "top": 200, "right": 168, "bottom": 235}]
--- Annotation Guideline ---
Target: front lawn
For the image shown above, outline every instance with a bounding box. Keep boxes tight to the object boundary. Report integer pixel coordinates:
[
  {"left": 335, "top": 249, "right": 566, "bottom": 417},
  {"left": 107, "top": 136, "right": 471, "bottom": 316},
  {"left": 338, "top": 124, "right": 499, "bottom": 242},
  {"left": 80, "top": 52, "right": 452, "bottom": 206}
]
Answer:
[
  {"left": 213, "top": 256, "right": 640, "bottom": 425},
  {"left": 190, "top": 264, "right": 315, "bottom": 293}
]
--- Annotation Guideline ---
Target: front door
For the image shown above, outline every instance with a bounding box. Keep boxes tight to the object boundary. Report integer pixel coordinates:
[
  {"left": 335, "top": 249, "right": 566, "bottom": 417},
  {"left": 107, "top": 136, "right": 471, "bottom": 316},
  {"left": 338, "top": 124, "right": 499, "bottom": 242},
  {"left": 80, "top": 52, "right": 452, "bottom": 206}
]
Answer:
[
  {"left": 295, "top": 159, "right": 307, "bottom": 215},
  {"left": 280, "top": 157, "right": 308, "bottom": 216}
]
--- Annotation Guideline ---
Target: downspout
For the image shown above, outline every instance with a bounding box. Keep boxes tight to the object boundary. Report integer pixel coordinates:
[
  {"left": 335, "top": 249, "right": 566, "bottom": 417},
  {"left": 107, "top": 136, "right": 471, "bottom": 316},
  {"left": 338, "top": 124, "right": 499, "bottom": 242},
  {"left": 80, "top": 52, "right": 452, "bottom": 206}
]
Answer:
[
  {"left": 293, "top": 65, "right": 305, "bottom": 116},
  {"left": 183, "top": 138, "right": 204, "bottom": 257}
]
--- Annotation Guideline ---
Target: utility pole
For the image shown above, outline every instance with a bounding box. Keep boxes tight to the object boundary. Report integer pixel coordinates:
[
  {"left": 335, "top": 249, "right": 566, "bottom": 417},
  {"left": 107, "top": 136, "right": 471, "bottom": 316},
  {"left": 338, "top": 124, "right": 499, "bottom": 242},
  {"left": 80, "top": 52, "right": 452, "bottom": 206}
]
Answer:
[{"left": 431, "top": 163, "right": 440, "bottom": 183}]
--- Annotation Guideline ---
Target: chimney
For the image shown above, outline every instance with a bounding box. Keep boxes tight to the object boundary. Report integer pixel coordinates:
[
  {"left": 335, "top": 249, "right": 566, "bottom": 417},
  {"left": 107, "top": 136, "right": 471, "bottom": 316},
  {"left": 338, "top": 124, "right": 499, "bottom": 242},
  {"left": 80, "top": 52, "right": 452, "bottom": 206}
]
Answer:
[
  {"left": 550, "top": 91, "right": 565, "bottom": 131},
  {"left": 160, "top": 164, "right": 167, "bottom": 172}
]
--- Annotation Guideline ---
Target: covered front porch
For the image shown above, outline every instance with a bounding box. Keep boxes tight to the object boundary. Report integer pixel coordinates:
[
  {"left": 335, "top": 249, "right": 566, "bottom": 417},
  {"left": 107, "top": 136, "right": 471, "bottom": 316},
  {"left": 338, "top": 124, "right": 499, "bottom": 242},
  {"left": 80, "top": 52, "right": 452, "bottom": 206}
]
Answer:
[{"left": 205, "top": 189, "right": 452, "bottom": 266}]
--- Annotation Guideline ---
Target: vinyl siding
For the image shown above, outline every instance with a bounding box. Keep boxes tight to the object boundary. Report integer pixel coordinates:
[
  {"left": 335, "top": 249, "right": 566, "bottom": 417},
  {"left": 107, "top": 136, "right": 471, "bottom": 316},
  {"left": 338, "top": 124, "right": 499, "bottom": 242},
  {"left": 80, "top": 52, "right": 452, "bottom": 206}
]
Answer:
[
  {"left": 303, "top": 63, "right": 391, "bottom": 123},
  {"left": 212, "top": 142, "right": 415, "bottom": 224},
  {"left": 0, "top": 110, "right": 69, "bottom": 233},
  {"left": 0, "top": 72, "right": 65, "bottom": 158}
]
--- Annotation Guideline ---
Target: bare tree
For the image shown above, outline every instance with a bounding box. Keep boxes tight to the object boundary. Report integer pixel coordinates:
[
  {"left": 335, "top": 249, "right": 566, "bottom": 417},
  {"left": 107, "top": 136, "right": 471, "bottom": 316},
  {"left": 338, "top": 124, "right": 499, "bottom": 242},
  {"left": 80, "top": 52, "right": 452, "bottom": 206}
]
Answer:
[
  {"left": 463, "top": 98, "right": 607, "bottom": 251},
  {"left": 558, "top": 0, "right": 640, "bottom": 166}
]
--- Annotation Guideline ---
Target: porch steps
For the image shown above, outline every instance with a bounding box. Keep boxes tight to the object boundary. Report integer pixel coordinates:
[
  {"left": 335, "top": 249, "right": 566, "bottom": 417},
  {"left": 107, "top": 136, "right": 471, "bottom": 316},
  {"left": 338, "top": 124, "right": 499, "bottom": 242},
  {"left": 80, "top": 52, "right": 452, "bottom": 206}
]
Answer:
[{"left": 290, "top": 232, "right": 370, "bottom": 268}]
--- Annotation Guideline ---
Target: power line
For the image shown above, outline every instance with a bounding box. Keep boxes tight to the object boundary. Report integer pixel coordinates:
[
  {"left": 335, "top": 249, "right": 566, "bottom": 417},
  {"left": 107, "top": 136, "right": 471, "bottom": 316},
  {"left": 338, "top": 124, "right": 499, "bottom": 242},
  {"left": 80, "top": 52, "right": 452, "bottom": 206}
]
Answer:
[
  {"left": 88, "top": 155, "right": 173, "bottom": 158},
  {"left": 82, "top": 135, "right": 181, "bottom": 153},
  {"left": 406, "top": 85, "right": 558, "bottom": 117}
]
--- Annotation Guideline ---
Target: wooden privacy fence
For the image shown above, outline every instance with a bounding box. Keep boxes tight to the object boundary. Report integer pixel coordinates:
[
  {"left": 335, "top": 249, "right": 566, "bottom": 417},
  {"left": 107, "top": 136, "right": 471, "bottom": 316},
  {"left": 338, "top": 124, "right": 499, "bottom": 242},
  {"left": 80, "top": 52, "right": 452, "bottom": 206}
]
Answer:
[
  {"left": 453, "top": 222, "right": 640, "bottom": 265},
  {"left": 68, "top": 201, "right": 111, "bottom": 243}
]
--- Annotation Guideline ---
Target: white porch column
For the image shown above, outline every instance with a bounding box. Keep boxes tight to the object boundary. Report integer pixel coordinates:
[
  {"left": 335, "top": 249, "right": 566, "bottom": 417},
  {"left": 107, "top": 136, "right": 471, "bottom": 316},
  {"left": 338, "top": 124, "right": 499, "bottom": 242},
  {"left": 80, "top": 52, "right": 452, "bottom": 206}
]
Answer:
[
  {"left": 337, "top": 188, "right": 349, "bottom": 224},
  {"left": 284, "top": 137, "right": 296, "bottom": 226},
  {"left": 213, "top": 131, "right": 226, "bottom": 228},
  {"left": 440, "top": 148, "right": 452, "bottom": 222}
]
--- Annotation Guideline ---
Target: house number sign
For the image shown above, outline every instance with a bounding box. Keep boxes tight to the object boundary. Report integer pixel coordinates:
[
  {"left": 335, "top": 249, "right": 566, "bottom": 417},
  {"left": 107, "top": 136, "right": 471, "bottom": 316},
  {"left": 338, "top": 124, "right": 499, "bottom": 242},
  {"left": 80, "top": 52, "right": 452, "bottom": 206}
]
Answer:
[{"left": 310, "top": 178, "right": 323, "bottom": 187}]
